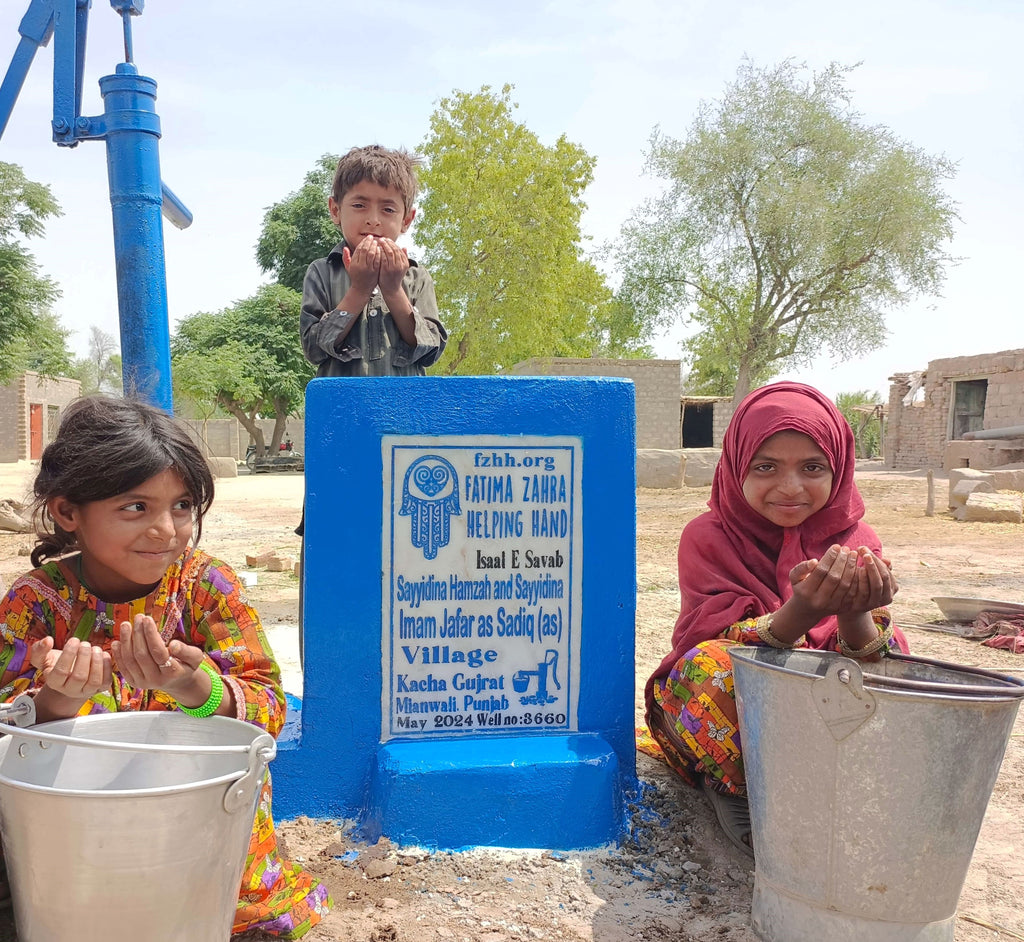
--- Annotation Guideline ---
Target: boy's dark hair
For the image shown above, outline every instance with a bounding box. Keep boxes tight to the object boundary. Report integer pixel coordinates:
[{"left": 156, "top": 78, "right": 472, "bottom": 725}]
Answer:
[
  {"left": 30, "top": 395, "right": 215, "bottom": 566},
  {"left": 332, "top": 145, "right": 421, "bottom": 212}
]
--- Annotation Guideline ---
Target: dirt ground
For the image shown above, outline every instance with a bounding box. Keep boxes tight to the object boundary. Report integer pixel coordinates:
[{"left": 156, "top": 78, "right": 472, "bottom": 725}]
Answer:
[{"left": 0, "top": 461, "right": 1021, "bottom": 941}]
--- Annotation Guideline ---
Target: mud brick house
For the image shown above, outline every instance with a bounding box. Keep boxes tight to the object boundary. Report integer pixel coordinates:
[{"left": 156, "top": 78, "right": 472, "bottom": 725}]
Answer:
[
  {"left": 511, "top": 358, "right": 684, "bottom": 448},
  {"left": 510, "top": 357, "right": 735, "bottom": 450},
  {"left": 679, "top": 394, "right": 733, "bottom": 448},
  {"left": 885, "top": 348, "right": 1024, "bottom": 471},
  {"left": 0, "top": 372, "right": 82, "bottom": 463}
]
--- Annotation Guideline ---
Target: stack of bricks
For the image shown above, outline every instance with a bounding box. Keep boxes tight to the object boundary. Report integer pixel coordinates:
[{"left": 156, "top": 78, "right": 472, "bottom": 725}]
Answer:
[{"left": 244, "top": 548, "right": 296, "bottom": 573}]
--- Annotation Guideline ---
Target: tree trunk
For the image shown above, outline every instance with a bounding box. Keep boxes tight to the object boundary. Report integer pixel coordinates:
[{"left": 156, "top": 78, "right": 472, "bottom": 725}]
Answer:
[
  {"left": 271, "top": 408, "right": 288, "bottom": 453},
  {"left": 220, "top": 398, "right": 267, "bottom": 456},
  {"left": 733, "top": 358, "right": 754, "bottom": 404},
  {"left": 443, "top": 334, "right": 470, "bottom": 375},
  {"left": 855, "top": 414, "right": 877, "bottom": 458}
]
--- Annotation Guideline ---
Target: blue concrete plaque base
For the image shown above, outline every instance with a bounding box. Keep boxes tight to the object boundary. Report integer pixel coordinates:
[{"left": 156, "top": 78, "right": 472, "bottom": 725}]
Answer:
[
  {"left": 367, "top": 734, "right": 622, "bottom": 850},
  {"left": 275, "top": 376, "right": 637, "bottom": 850}
]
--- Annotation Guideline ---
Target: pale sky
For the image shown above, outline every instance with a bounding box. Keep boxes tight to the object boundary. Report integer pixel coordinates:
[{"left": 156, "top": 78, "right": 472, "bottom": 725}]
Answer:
[{"left": 1, "top": 0, "right": 1020, "bottom": 402}]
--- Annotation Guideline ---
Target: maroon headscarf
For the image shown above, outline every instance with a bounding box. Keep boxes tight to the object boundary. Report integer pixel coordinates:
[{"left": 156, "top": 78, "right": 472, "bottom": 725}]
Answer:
[{"left": 646, "top": 382, "right": 906, "bottom": 710}]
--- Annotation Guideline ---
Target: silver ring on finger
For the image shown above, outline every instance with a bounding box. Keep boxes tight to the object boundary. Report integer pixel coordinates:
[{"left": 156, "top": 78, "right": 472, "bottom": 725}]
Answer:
[{"left": 160, "top": 657, "right": 174, "bottom": 669}]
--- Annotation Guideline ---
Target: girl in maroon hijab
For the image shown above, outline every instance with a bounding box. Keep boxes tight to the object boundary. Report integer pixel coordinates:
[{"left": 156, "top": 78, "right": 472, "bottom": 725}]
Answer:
[{"left": 645, "top": 382, "right": 908, "bottom": 855}]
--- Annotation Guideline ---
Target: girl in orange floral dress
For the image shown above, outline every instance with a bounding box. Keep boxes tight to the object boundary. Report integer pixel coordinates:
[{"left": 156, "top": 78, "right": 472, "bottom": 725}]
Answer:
[{"left": 0, "top": 395, "right": 330, "bottom": 937}]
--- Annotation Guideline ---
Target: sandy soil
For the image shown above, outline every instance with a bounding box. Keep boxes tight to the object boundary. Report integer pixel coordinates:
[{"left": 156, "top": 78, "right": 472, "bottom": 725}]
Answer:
[{"left": 0, "top": 461, "right": 1021, "bottom": 942}]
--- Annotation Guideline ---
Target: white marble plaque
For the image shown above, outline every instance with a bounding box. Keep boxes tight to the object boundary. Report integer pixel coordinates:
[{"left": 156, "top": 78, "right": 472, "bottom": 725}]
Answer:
[{"left": 382, "top": 436, "right": 583, "bottom": 739}]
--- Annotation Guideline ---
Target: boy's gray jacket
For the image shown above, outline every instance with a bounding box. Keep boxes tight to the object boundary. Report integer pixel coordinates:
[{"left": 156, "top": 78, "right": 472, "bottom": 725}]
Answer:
[{"left": 300, "top": 241, "right": 447, "bottom": 377}]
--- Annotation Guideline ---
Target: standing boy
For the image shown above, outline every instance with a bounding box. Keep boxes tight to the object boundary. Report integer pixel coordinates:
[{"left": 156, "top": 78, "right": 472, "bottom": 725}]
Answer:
[
  {"left": 300, "top": 145, "right": 447, "bottom": 377},
  {"left": 296, "top": 147, "right": 446, "bottom": 635}
]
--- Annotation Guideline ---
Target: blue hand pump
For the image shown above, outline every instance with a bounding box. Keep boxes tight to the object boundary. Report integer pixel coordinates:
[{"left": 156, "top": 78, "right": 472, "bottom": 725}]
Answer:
[{"left": 0, "top": 0, "right": 190, "bottom": 411}]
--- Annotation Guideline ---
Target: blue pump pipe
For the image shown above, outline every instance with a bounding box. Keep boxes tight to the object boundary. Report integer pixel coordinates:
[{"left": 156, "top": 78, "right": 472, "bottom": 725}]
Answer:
[
  {"left": 0, "top": 0, "right": 190, "bottom": 411},
  {"left": 98, "top": 62, "right": 173, "bottom": 406}
]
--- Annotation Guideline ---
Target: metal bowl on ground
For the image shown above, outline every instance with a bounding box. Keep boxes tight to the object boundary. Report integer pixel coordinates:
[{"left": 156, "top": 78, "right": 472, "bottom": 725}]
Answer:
[{"left": 931, "top": 596, "right": 1024, "bottom": 623}]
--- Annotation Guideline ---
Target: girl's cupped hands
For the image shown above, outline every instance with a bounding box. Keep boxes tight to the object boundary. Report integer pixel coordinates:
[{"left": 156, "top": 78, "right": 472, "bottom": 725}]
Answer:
[
  {"left": 789, "top": 544, "right": 897, "bottom": 619},
  {"left": 111, "top": 613, "right": 206, "bottom": 696},
  {"left": 30, "top": 635, "right": 111, "bottom": 701}
]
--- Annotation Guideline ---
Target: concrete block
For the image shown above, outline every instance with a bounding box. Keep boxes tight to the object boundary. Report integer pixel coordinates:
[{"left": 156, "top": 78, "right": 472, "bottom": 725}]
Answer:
[
  {"left": 637, "top": 449, "right": 684, "bottom": 489},
  {"left": 962, "top": 493, "right": 1023, "bottom": 523},
  {"left": 273, "top": 374, "right": 637, "bottom": 848},
  {"left": 206, "top": 456, "right": 238, "bottom": 478},
  {"left": 948, "top": 467, "right": 995, "bottom": 488},
  {"left": 368, "top": 735, "right": 622, "bottom": 849},
  {"left": 682, "top": 448, "right": 721, "bottom": 487},
  {"left": 950, "top": 478, "right": 995, "bottom": 509},
  {"left": 0, "top": 500, "right": 31, "bottom": 533},
  {"left": 948, "top": 468, "right": 995, "bottom": 508},
  {"left": 988, "top": 468, "right": 1024, "bottom": 490}
]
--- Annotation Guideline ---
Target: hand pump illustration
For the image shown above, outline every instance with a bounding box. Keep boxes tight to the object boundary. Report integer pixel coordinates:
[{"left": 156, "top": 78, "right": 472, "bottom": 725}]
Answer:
[
  {"left": 513, "top": 650, "right": 560, "bottom": 706},
  {"left": 0, "top": 0, "right": 190, "bottom": 410}
]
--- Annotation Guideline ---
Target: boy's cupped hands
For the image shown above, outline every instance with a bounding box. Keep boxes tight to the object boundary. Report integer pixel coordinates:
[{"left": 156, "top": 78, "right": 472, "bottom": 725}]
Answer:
[{"left": 342, "top": 235, "right": 410, "bottom": 301}]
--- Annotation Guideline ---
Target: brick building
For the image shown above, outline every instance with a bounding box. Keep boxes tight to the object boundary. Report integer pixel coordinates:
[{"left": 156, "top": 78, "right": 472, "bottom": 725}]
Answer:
[
  {"left": 885, "top": 348, "right": 1024, "bottom": 470},
  {"left": 680, "top": 395, "right": 733, "bottom": 448},
  {"left": 511, "top": 358, "right": 684, "bottom": 449},
  {"left": 0, "top": 372, "right": 82, "bottom": 463}
]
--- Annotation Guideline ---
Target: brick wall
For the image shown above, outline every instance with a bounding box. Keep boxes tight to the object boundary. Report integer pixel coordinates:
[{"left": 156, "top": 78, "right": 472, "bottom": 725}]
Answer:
[
  {"left": 713, "top": 400, "right": 735, "bottom": 447},
  {"left": 0, "top": 380, "right": 306, "bottom": 465},
  {"left": 183, "top": 419, "right": 242, "bottom": 459},
  {"left": 250, "top": 418, "right": 305, "bottom": 455},
  {"left": 512, "top": 358, "right": 681, "bottom": 449},
  {"left": 885, "top": 348, "right": 1024, "bottom": 470},
  {"left": 183, "top": 417, "right": 306, "bottom": 459},
  {"left": 0, "top": 384, "right": 19, "bottom": 464},
  {"left": 0, "top": 373, "right": 82, "bottom": 462}
]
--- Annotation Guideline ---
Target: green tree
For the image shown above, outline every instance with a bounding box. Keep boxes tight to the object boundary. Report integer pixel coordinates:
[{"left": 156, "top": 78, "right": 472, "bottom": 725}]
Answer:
[
  {"left": 255, "top": 154, "right": 340, "bottom": 293},
  {"left": 171, "top": 284, "right": 313, "bottom": 454},
  {"left": 417, "top": 84, "right": 630, "bottom": 374},
  {"left": 836, "top": 389, "right": 884, "bottom": 458},
  {"left": 0, "top": 162, "right": 68, "bottom": 382},
  {"left": 69, "top": 326, "right": 123, "bottom": 394},
  {"left": 615, "top": 60, "right": 958, "bottom": 401},
  {"left": 3, "top": 310, "right": 74, "bottom": 378}
]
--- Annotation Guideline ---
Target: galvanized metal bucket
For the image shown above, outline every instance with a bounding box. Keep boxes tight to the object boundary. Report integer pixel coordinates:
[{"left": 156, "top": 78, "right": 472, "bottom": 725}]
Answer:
[
  {"left": 0, "top": 698, "right": 276, "bottom": 942},
  {"left": 731, "top": 647, "right": 1024, "bottom": 942}
]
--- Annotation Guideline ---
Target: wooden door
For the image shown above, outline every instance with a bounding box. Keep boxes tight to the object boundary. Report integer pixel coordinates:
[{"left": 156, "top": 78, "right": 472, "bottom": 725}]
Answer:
[
  {"left": 952, "top": 380, "right": 987, "bottom": 439},
  {"left": 29, "top": 403, "right": 43, "bottom": 459}
]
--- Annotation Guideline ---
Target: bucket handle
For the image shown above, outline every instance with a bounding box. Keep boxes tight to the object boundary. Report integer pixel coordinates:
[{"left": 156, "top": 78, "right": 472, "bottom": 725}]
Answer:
[
  {"left": 0, "top": 697, "right": 279, "bottom": 759},
  {"left": 223, "top": 732, "right": 277, "bottom": 814},
  {"left": 0, "top": 695, "right": 36, "bottom": 729},
  {"left": 866, "top": 651, "right": 1024, "bottom": 699},
  {"left": 813, "top": 658, "right": 876, "bottom": 741}
]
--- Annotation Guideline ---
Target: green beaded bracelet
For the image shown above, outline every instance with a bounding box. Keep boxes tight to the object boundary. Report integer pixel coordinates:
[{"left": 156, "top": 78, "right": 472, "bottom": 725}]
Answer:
[{"left": 179, "top": 662, "right": 224, "bottom": 718}]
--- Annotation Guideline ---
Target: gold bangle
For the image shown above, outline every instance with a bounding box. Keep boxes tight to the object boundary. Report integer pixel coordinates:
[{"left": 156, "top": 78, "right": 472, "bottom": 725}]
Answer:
[
  {"left": 754, "top": 613, "right": 803, "bottom": 649},
  {"left": 839, "top": 622, "right": 895, "bottom": 658}
]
